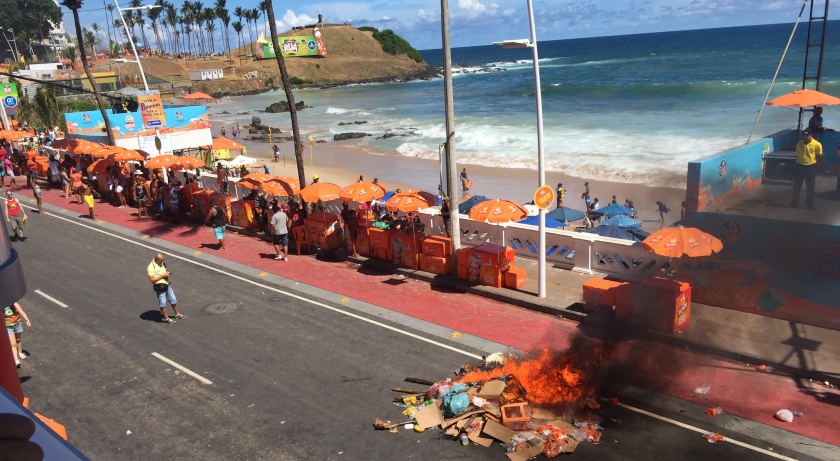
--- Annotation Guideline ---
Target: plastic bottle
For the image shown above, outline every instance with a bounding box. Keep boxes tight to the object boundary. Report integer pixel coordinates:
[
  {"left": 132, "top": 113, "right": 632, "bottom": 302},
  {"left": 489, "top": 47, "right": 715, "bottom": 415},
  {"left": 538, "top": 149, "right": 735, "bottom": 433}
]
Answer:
[{"left": 460, "top": 434, "right": 469, "bottom": 446}]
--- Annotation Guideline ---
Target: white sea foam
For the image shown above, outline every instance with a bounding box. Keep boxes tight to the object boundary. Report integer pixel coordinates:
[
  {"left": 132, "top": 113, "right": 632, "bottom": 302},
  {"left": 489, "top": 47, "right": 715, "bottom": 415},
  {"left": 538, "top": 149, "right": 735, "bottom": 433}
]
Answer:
[{"left": 325, "top": 107, "right": 350, "bottom": 114}]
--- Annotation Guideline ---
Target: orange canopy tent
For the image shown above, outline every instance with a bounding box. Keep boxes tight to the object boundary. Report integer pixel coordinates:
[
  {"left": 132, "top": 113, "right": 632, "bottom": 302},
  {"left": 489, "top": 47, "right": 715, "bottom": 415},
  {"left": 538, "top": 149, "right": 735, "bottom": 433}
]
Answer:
[{"left": 469, "top": 199, "right": 528, "bottom": 223}]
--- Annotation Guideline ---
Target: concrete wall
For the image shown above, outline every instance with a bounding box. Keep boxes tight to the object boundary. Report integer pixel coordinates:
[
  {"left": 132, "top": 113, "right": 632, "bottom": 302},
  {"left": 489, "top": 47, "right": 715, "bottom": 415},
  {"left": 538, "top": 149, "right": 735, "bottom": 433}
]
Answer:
[{"left": 685, "top": 137, "right": 770, "bottom": 212}]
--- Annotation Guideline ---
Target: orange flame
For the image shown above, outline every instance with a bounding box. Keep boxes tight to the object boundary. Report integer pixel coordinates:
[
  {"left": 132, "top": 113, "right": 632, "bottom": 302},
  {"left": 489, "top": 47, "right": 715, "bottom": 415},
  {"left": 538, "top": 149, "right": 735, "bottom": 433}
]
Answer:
[{"left": 459, "top": 343, "right": 612, "bottom": 407}]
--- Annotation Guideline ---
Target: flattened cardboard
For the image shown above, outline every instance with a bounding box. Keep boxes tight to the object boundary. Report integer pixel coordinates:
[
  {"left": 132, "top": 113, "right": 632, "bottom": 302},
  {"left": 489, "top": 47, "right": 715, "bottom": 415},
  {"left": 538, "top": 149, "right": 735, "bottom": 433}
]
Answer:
[
  {"left": 477, "top": 379, "right": 507, "bottom": 399},
  {"left": 441, "top": 410, "right": 486, "bottom": 429},
  {"left": 482, "top": 419, "right": 515, "bottom": 442},
  {"left": 413, "top": 399, "right": 444, "bottom": 429},
  {"left": 506, "top": 443, "right": 544, "bottom": 461},
  {"left": 445, "top": 425, "right": 460, "bottom": 437},
  {"left": 545, "top": 419, "right": 579, "bottom": 453},
  {"left": 467, "top": 420, "right": 494, "bottom": 447}
]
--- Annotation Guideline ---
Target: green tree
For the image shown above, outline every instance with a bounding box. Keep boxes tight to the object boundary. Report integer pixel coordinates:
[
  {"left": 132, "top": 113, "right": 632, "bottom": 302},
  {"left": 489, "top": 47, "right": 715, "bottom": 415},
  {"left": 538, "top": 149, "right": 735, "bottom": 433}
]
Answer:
[
  {"left": 2, "top": 0, "right": 62, "bottom": 47},
  {"left": 358, "top": 27, "right": 425, "bottom": 63},
  {"left": 232, "top": 20, "right": 243, "bottom": 65},
  {"left": 33, "top": 87, "right": 61, "bottom": 130},
  {"left": 62, "top": 0, "right": 114, "bottom": 144}
]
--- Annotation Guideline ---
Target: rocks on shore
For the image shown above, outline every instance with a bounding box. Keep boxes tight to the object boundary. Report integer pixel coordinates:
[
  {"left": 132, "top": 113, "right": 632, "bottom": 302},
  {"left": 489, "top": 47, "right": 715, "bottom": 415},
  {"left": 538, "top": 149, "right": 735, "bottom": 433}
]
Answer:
[
  {"left": 338, "top": 121, "right": 368, "bottom": 126},
  {"left": 333, "top": 132, "right": 369, "bottom": 141},
  {"left": 265, "top": 100, "right": 306, "bottom": 113},
  {"left": 247, "top": 116, "right": 282, "bottom": 136}
]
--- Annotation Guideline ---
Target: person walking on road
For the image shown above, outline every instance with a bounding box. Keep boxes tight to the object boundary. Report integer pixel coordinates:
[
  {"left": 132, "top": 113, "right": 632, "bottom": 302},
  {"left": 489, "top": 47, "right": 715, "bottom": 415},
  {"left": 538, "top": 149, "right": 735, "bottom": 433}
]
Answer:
[
  {"left": 5, "top": 191, "right": 27, "bottom": 242},
  {"left": 270, "top": 204, "right": 289, "bottom": 261},
  {"left": 147, "top": 253, "right": 185, "bottom": 324},
  {"left": 204, "top": 204, "right": 230, "bottom": 250},
  {"left": 81, "top": 179, "right": 100, "bottom": 220},
  {"left": 31, "top": 181, "right": 42, "bottom": 214},
  {"left": 5, "top": 302, "right": 31, "bottom": 368}
]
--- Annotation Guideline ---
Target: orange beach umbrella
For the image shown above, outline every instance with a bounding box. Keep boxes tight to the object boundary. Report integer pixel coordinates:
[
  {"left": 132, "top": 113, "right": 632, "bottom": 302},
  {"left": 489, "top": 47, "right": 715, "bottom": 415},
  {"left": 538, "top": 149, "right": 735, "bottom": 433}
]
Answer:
[
  {"left": 182, "top": 91, "right": 215, "bottom": 101},
  {"left": 385, "top": 191, "right": 434, "bottom": 212},
  {"left": 339, "top": 181, "right": 386, "bottom": 202},
  {"left": 236, "top": 173, "right": 272, "bottom": 191},
  {"left": 110, "top": 150, "right": 146, "bottom": 162},
  {"left": 299, "top": 182, "right": 342, "bottom": 203},
  {"left": 261, "top": 179, "right": 295, "bottom": 197},
  {"left": 766, "top": 89, "right": 840, "bottom": 107},
  {"left": 144, "top": 154, "right": 178, "bottom": 169},
  {"left": 169, "top": 156, "right": 205, "bottom": 170},
  {"left": 642, "top": 226, "right": 723, "bottom": 258},
  {"left": 469, "top": 199, "right": 528, "bottom": 223}
]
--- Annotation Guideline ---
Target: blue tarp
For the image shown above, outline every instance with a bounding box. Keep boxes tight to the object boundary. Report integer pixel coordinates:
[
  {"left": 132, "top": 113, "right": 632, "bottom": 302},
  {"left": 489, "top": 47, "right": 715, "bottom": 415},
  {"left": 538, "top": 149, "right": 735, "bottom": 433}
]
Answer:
[
  {"left": 516, "top": 216, "right": 568, "bottom": 228},
  {"left": 545, "top": 207, "right": 586, "bottom": 222}
]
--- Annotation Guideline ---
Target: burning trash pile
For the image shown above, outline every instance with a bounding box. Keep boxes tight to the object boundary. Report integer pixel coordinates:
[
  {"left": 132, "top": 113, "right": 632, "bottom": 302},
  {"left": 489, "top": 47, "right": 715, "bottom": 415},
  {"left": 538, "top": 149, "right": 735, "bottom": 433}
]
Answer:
[{"left": 374, "top": 347, "right": 616, "bottom": 459}]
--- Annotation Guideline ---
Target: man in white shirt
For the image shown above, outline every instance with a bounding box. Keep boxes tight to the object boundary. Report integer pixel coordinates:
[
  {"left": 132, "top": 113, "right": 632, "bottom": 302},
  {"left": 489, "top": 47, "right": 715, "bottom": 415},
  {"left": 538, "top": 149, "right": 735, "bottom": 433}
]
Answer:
[{"left": 270, "top": 206, "right": 290, "bottom": 261}]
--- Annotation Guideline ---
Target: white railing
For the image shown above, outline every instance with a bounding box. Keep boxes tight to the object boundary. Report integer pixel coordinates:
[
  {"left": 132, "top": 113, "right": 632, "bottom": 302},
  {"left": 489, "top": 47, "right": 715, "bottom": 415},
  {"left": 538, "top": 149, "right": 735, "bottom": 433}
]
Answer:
[{"left": 417, "top": 209, "right": 667, "bottom": 281}]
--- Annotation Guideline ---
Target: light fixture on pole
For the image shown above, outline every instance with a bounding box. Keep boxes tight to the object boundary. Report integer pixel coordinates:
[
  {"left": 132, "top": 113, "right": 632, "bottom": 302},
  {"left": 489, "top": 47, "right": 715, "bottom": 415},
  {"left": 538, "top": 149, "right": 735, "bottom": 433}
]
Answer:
[
  {"left": 1, "top": 30, "right": 17, "bottom": 63},
  {"left": 7, "top": 29, "right": 20, "bottom": 62},
  {"left": 494, "top": 0, "right": 547, "bottom": 298},
  {"left": 113, "top": 1, "right": 160, "bottom": 92}
]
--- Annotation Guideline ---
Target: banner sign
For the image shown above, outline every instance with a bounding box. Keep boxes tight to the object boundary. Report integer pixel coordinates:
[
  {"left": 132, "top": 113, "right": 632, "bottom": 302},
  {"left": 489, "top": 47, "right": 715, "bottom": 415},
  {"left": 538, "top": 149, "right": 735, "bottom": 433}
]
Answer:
[
  {"left": 65, "top": 105, "right": 210, "bottom": 140},
  {"left": 137, "top": 90, "right": 166, "bottom": 129},
  {"left": 260, "top": 28, "right": 327, "bottom": 58},
  {"left": 1, "top": 82, "right": 18, "bottom": 109}
]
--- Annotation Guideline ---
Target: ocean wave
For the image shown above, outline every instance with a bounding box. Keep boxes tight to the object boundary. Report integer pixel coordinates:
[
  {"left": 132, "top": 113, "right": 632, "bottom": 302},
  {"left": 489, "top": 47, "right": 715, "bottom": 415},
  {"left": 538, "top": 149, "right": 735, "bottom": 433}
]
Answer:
[{"left": 325, "top": 107, "right": 350, "bottom": 114}]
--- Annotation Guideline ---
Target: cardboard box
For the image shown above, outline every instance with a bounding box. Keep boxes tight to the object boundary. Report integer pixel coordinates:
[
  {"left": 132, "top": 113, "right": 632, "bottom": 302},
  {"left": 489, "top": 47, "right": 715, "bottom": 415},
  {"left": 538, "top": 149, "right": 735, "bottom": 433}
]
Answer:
[
  {"left": 582, "top": 278, "right": 626, "bottom": 307},
  {"left": 504, "top": 267, "right": 526, "bottom": 289},
  {"left": 422, "top": 235, "right": 453, "bottom": 257},
  {"left": 419, "top": 254, "right": 453, "bottom": 275}
]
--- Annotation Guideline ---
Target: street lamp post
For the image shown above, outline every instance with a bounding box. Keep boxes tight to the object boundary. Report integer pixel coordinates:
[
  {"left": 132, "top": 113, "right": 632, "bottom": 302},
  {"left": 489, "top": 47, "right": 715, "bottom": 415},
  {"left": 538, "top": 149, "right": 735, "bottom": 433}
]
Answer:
[
  {"left": 113, "top": 1, "right": 159, "bottom": 91},
  {"left": 7, "top": 29, "right": 20, "bottom": 62},
  {"left": 494, "top": 0, "right": 546, "bottom": 298},
  {"left": 1, "top": 30, "right": 18, "bottom": 62}
]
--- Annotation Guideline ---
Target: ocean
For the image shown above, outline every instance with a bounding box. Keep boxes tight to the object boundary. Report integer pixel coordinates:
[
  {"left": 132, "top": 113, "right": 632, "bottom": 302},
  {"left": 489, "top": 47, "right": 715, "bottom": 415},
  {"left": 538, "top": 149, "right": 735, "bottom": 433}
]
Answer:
[{"left": 210, "top": 22, "right": 840, "bottom": 189}]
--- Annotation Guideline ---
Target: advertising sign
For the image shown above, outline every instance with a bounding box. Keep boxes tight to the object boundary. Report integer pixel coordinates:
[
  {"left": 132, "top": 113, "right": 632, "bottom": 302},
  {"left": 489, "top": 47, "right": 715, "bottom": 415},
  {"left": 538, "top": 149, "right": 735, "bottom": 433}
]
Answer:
[
  {"left": 533, "top": 185, "right": 554, "bottom": 210},
  {"left": 260, "top": 28, "right": 327, "bottom": 58},
  {"left": 137, "top": 90, "right": 167, "bottom": 129},
  {"left": 1, "top": 82, "right": 18, "bottom": 109},
  {"left": 65, "top": 105, "right": 210, "bottom": 139}
]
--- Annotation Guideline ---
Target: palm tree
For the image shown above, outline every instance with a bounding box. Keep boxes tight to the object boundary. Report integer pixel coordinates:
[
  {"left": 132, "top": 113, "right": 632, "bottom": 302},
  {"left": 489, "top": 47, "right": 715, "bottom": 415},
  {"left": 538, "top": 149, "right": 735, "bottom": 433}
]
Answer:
[
  {"left": 104, "top": 4, "right": 116, "bottom": 47},
  {"left": 233, "top": 6, "right": 246, "bottom": 55},
  {"left": 61, "top": 0, "right": 114, "bottom": 144},
  {"left": 203, "top": 7, "right": 217, "bottom": 55},
  {"left": 265, "top": 0, "right": 305, "bottom": 186},
  {"left": 91, "top": 23, "right": 102, "bottom": 55},
  {"left": 147, "top": 1, "right": 163, "bottom": 55},
  {"left": 83, "top": 28, "right": 97, "bottom": 58},
  {"left": 249, "top": 8, "right": 259, "bottom": 54},
  {"left": 258, "top": 0, "right": 268, "bottom": 35},
  {"left": 232, "top": 20, "right": 243, "bottom": 65},
  {"left": 165, "top": 2, "right": 179, "bottom": 55},
  {"left": 245, "top": 8, "right": 258, "bottom": 56},
  {"left": 214, "top": 0, "right": 230, "bottom": 59}
]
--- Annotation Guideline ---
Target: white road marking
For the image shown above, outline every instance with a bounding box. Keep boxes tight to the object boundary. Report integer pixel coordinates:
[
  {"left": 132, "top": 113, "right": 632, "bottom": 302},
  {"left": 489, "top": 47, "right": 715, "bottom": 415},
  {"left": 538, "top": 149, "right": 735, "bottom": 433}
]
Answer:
[
  {"left": 615, "top": 401, "right": 798, "bottom": 461},
  {"left": 22, "top": 204, "right": 483, "bottom": 360},
  {"left": 34, "top": 289, "right": 69, "bottom": 309},
  {"left": 151, "top": 352, "right": 214, "bottom": 385}
]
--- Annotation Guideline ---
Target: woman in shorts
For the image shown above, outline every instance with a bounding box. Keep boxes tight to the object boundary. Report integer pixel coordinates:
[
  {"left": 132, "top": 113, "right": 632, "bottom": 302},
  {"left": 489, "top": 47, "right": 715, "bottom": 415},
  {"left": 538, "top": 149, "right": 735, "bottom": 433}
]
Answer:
[{"left": 5, "top": 302, "right": 31, "bottom": 369}]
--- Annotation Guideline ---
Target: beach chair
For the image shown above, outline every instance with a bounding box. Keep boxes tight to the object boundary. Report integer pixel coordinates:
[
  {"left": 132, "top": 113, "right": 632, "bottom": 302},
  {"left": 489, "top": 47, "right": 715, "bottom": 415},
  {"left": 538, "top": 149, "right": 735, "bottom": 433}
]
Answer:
[{"left": 292, "top": 226, "right": 311, "bottom": 255}]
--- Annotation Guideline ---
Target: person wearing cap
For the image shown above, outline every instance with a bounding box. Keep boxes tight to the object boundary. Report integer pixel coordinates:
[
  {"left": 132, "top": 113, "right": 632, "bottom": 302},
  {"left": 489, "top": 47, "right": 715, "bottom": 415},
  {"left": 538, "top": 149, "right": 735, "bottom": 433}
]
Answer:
[
  {"left": 311, "top": 174, "right": 319, "bottom": 185},
  {"left": 808, "top": 107, "right": 834, "bottom": 134},
  {"left": 791, "top": 129, "right": 823, "bottom": 210}
]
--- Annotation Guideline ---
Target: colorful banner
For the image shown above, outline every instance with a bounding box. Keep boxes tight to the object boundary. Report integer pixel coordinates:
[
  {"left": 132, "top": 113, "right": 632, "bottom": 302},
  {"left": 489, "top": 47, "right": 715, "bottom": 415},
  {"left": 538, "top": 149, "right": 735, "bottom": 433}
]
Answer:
[
  {"left": 137, "top": 90, "right": 166, "bottom": 129},
  {"left": 64, "top": 105, "right": 210, "bottom": 140},
  {"left": 1, "top": 82, "right": 18, "bottom": 109},
  {"left": 259, "top": 28, "right": 327, "bottom": 58}
]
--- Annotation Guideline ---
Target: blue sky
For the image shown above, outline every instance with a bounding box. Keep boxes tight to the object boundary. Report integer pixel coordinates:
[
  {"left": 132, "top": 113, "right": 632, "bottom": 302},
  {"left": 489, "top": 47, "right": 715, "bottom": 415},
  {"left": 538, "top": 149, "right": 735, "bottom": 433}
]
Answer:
[{"left": 72, "top": 0, "right": 807, "bottom": 51}]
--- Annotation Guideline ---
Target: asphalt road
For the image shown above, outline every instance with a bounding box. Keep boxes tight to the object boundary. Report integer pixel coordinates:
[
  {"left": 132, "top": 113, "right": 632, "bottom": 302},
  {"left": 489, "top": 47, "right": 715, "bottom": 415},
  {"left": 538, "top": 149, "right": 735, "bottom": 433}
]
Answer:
[{"left": 7, "top": 201, "right": 820, "bottom": 461}]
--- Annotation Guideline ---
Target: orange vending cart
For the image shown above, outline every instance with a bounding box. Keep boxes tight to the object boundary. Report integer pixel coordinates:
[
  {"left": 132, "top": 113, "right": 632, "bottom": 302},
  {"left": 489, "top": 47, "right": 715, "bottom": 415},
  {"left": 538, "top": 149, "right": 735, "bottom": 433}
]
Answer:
[
  {"left": 231, "top": 199, "right": 258, "bottom": 229},
  {"left": 615, "top": 277, "right": 691, "bottom": 334},
  {"left": 305, "top": 211, "right": 342, "bottom": 250}
]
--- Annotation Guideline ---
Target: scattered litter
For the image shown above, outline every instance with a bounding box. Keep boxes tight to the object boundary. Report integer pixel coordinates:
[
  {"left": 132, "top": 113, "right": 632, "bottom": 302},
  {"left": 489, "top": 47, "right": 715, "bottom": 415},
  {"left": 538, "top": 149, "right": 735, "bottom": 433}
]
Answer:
[
  {"left": 703, "top": 432, "right": 725, "bottom": 443},
  {"left": 126, "top": 430, "right": 132, "bottom": 435},
  {"left": 793, "top": 411, "right": 803, "bottom": 417},
  {"left": 705, "top": 407, "right": 722, "bottom": 418},
  {"left": 608, "top": 398, "right": 619, "bottom": 406},
  {"left": 451, "top": 332, "right": 462, "bottom": 338},
  {"left": 756, "top": 364, "right": 766, "bottom": 371},
  {"left": 775, "top": 409, "right": 794, "bottom": 423},
  {"left": 693, "top": 384, "right": 711, "bottom": 395},
  {"left": 404, "top": 423, "right": 415, "bottom": 430},
  {"left": 248, "top": 404, "right": 255, "bottom": 408}
]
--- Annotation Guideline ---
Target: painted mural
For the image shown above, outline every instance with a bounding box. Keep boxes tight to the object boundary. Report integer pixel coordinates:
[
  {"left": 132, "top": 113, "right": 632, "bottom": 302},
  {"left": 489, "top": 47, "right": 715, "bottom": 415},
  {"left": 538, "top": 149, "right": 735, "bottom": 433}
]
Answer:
[
  {"left": 64, "top": 105, "right": 210, "bottom": 140},
  {"left": 685, "top": 139, "right": 768, "bottom": 212}
]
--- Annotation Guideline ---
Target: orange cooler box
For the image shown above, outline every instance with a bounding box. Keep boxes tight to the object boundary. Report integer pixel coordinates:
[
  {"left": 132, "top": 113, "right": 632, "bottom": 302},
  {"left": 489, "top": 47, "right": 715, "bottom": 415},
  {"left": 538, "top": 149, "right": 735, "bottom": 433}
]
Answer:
[
  {"left": 583, "top": 278, "right": 627, "bottom": 307},
  {"left": 419, "top": 253, "right": 453, "bottom": 275},
  {"left": 615, "top": 278, "right": 691, "bottom": 334},
  {"left": 504, "top": 267, "right": 526, "bottom": 288},
  {"left": 231, "top": 199, "right": 257, "bottom": 229},
  {"left": 422, "top": 236, "right": 453, "bottom": 257},
  {"left": 457, "top": 265, "right": 468, "bottom": 280},
  {"left": 369, "top": 228, "right": 394, "bottom": 251},
  {"left": 193, "top": 190, "right": 216, "bottom": 217},
  {"left": 472, "top": 243, "right": 515, "bottom": 271},
  {"left": 210, "top": 195, "right": 232, "bottom": 222},
  {"left": 355, "top": 232, "right": 371, "bottom": 256},
  {"left": 392, "top": 234, "right": 424, "bottom": 269}
]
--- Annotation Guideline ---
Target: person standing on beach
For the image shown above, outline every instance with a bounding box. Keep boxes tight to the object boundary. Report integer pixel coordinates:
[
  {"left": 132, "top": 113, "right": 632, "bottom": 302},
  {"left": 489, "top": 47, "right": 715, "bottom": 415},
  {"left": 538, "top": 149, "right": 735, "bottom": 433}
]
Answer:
[
  {"left": 460, "top": 168, "right": 470, "bottom": 192},
  {"left": 5, "top": 302, "right": 31, "bottom": 369},
  {"left": 311, "top": 174, "right": 320, "bottom": 185},
  {"left": 221, "top": 126, "right": 226, "bottom": 137},
  {"left": 273, "top": 145, "right": 280, "bottom": 162},
  {"left": 556, "top": 183, "right": 564, "bottom": 208},
  {"left": 5, "top": 191, "right": 27, "bottom": 242},
  {"left": 582, "top": 182, "right": 591, "bottom": 208},
  {"left": 270, "top": 204, "right": 289, "bottom": 261},
  {"left": 790, "top": 129, "right": 823, "bottom": 210},
  {"left": 147, "top": 253, "right": 185, "bottom": 324},
  {"left": 204, "top": 204, "right": 230, "bottom": 250},
  {"left": 656, "top": 201, "right": 670, "bottom": 223}
]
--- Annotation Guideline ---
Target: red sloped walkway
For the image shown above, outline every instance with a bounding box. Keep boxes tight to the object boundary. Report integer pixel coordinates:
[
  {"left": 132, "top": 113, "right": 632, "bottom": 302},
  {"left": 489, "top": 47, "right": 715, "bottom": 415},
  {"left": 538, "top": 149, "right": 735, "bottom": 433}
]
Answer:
[{"left": 16, "top": 183, "right": 840, "bottom": 446}]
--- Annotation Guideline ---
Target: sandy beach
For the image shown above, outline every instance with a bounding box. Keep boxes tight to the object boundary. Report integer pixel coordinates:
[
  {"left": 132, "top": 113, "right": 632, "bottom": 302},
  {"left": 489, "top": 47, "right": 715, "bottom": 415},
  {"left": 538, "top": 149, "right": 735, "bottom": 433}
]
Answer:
[{"left": 215, "top": 120, "right": 685, "bottom": 230}]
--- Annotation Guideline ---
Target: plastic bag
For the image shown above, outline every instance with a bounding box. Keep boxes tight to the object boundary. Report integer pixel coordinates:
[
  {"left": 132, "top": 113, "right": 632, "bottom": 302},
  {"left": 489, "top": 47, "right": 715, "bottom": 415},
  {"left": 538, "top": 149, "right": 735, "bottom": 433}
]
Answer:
[
  {"left": 442, "top": 384, "right": 470, "bottom": 418},
  {"left": 693, "top": 384, "right": 711, "bottom": 395},
  {"left": 775, "top": 409, "right": 794, "bottom": 422},
  {"left": 703, "top": 432, "right": 725, "bottom": 443}
]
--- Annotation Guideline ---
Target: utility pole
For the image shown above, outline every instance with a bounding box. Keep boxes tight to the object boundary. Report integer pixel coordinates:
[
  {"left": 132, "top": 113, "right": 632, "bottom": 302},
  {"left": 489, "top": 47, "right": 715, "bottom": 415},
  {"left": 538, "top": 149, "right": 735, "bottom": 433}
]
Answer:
[{"left": 440, "top": 0, "right": 460, "bottom": 263}]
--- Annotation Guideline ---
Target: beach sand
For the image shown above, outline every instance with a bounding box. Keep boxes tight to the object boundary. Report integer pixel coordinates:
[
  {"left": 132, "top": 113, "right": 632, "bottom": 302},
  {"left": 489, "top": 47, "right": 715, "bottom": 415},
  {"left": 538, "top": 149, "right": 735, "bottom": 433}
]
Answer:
[{"left": 219, "top": 124, "right": 685, "bottom": 230}]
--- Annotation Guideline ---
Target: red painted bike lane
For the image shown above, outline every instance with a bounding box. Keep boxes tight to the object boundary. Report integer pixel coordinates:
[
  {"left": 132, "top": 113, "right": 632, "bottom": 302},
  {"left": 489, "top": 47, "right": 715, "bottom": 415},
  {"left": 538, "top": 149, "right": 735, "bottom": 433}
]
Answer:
[{"left": 20, "top": 184, "right": 840, "bottom": 446}]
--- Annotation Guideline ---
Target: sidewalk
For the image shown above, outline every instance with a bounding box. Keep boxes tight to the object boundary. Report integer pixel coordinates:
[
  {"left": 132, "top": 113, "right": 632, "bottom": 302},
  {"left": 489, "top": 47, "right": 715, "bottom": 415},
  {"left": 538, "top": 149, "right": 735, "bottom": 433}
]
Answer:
[{"left": 9, "top": 182, "right": 840, "bottom": 449}]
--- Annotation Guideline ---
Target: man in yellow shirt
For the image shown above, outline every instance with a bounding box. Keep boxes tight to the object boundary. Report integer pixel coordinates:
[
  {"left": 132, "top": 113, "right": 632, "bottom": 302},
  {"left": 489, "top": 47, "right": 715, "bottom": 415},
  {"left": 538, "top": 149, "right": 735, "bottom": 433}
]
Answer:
[
  {"left": 147, "top": 253, "right": 186, "bottom": 324},
  {"left": 790, "top": 129, "right": 822, "bottom": 210}
]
